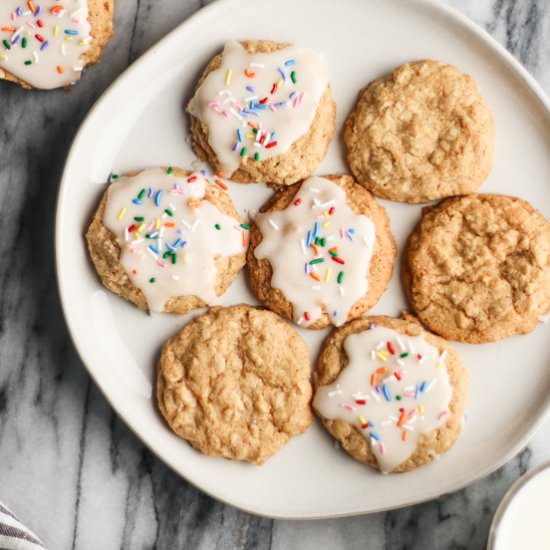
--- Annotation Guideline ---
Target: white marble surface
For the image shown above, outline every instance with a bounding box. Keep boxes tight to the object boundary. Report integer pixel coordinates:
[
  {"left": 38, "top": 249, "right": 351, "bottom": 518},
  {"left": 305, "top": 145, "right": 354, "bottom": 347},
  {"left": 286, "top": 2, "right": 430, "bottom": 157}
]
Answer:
[{"left": 0, "top": 1, "right": 549, "bottom": 548}]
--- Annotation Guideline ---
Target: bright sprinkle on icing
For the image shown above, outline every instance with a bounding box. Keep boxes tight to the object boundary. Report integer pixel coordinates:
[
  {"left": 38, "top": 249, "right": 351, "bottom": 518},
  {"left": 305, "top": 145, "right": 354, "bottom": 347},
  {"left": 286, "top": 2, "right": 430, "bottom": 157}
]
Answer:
[
  {"left": 187, "top": 41, "right": 329, "bottom": 177},
  {"left": 0, "top": 0, "right": 91, "bottom": 89},
  {"left": 102, "top": 168, "right": 247, "bottom": 313},
  {"left": 313, "top": 325, "right": 453, "bottom": 472}
]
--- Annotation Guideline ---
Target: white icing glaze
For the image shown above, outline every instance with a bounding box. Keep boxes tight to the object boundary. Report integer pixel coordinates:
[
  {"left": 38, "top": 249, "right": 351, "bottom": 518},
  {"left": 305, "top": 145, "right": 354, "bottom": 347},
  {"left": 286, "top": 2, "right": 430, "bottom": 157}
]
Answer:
[
  {"left": 187, "top": 40, "right": 329, "bottom": 176},
  {"left": 103, "top": 168, "right": 247, "bottom": 313},
  {"left": 313, "top": 325, "right": 453, "bottom": 473},
  {"left": 0, "top": 1, "right": 91, "bottom": 89},
  {"left": 253, "top": 176, "right": 376, "bottom": 327}
]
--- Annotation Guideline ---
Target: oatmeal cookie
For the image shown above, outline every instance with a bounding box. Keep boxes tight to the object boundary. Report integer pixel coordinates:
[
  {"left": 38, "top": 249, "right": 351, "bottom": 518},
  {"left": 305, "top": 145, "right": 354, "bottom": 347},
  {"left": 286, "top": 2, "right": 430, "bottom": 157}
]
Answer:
[
  {"left": 157, "top": 305, "right": 313, "bottom": 464},
  {"left": 247, "top": 174, "right": 396, "bottom": 329},
  {"left": 344, "top": 60, "right": 495, "bottom": 203},
  {"left": 404, "top": 194, "right": 550, "bottom": 342},
  {"left": 188, "top": 40, "right": 336, "bottom": 185},
  {"left": 86, "top": 167, "right": 247, "bottom": 314},
  {"left": 0, "top": 0, "right": 114, "bottom": 89},
  {"left": 313, "top": 315, "right": 467, "bottom": 473}
]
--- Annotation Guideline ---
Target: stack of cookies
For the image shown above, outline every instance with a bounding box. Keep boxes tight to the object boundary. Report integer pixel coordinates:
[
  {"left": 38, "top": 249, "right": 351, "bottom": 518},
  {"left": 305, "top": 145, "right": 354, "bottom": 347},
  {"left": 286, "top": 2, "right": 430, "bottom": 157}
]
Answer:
[{"left": 86, "top": 40, "right": 550, "bottom": 473}]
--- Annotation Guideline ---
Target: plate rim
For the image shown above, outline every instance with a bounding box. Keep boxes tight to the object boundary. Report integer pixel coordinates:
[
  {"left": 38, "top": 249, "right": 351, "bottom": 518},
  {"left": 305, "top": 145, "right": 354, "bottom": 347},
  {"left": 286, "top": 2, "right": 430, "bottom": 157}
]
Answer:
[{"left": 55, "top": 0, "right": 550, "bottom": 519}]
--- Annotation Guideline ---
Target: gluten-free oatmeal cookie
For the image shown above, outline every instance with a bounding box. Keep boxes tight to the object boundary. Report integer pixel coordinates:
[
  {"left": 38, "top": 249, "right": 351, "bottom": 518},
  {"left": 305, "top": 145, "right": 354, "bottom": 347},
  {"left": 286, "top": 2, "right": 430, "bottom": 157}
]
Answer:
[
  {"left": 344, "top": 60, "right": 495, "bottom": 203},
  {"left": 313, "top": 315, "right": 467, "bottom": 473},
  {"left": 188, "top": 40, "right": 336, "bottom": 185},
  {"left": 404, "top": 194, "right": 550, "bottom": 342},
  {"left": 157, "top": 305, "right": 313, "bottom": 464}
]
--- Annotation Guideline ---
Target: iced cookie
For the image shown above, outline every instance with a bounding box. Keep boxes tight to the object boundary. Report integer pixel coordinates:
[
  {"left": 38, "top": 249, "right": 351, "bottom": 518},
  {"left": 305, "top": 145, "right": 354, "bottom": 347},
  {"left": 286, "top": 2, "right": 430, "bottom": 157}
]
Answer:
[
  {"left": 404, "top": 194, "right": 550, "bottom": 343},
  {"left": 86, "top": 167, "right": 248, "bottom": 314},
  {"left": 157, "top": 305, "right": 313, "bottom": 464},
  {"left": 344, "top": 60, "right": 495, "bottom": 203},
  {"left": 313, "top": 316, "right": 468, "bottom": 473},
  {"left": 247, "top": 175, "right": 396, "bottom": 329},
  {"left": 187, "top": 40, "right": 336, "bottom": 185},
  {"left": 0, "top": 0, "right": 114, "bottom": 90}
]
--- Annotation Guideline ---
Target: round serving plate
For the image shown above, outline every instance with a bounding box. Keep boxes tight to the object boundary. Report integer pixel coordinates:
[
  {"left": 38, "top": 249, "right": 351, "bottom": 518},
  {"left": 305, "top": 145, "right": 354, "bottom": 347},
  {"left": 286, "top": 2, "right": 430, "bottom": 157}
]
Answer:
[{"left": 55, "top": 0, "right": 550, "bottom": 518}]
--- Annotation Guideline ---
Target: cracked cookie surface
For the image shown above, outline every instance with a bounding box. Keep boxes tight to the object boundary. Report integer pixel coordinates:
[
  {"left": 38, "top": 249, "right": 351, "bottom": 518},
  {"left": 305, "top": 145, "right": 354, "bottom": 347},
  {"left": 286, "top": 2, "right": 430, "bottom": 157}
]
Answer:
[
  {"left": 344, "top": 60, "right": 495, "bottom": 203},
  {"left": 157, "top": 305, "right": 313, "bottom": 464},
  {"left": 404, "top": 194, "right": 550, "bottom": 343}
]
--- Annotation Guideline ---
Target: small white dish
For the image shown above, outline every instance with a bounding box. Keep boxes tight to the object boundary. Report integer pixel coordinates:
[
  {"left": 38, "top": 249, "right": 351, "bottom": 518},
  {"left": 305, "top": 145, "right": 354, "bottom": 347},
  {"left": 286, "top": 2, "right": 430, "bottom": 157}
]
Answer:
[
  {"left": 487, "top": 462, "right": 550, "bottom": 550},
  {"left": 55, "top": 0, "right": 550, "bottom": 518}
]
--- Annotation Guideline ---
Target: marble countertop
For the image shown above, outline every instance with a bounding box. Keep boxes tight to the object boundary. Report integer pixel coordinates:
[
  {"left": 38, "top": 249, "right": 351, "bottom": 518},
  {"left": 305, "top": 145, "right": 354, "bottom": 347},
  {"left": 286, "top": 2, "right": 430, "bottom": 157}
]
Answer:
[{"left": 0, "top": 0, "right": 549, "bottom": 548}]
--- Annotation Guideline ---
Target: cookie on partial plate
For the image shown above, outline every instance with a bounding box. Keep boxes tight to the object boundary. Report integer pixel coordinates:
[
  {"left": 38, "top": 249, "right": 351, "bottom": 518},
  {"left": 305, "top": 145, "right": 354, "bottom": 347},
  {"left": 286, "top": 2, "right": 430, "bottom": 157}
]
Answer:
[
  {"left": 0, "top": 0, "right": 114, "bottom": 90},
  {"left": 85, "top": 167, "right": 248, "bottom": 314},
  {"left": 157, "top": 305, "right": 313, "bottom": 464},
  {"left": 247, "top": 174, "right": 396, "bottom": 329},
  {"left": 313, "top": 315, "right": 468, "bottom": 473},
  {"left": 404, "top": 194, "right": 550, "bottom": 343},
  {"left": 344, "top": 60, "right": 495, "bottom": 203},
  {"left": 187, "top": 40, "right": 336, "bottom": 185}
]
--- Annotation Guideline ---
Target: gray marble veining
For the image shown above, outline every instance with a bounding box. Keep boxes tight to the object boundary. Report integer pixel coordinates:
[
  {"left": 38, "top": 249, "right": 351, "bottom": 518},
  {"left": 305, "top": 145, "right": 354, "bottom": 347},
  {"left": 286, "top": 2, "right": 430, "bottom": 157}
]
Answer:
[{"left": 0, "top": 1, "right": 549, "bottom": 549}]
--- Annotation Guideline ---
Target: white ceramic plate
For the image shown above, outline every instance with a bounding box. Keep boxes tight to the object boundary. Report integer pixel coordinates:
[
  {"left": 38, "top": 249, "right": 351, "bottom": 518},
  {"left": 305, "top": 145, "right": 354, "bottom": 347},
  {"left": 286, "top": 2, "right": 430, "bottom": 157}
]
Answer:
[{"left": 56, "top": 0, "right": 550, "bottom": 518}]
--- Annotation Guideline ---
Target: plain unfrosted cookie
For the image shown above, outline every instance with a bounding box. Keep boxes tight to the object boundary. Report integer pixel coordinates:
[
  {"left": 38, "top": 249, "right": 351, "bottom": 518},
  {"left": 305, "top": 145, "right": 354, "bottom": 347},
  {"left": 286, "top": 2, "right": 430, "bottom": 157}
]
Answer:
[
  {"left": 344, "top": 60, "right": 495, "bottom": 203},
  {"left": 247, "top": 174, "right": 396, "bottom": 329},
  {"left": 404, "top": 194, "right": 550, "bottom": 343},
  {"left": 0, "top": 0, "right": 114, "bottom": 90},
  {"left": 157, "top": 305, "right": 313, "bottom": 464},
  {"left": 313, "top": 315, "right": 468, "bottom": 473},
  {"left": 85, "top": 167, "right": 246, "bottom": 314},
  {"left": 188, "top": 40, "right": 336, "bottom": 185}
]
